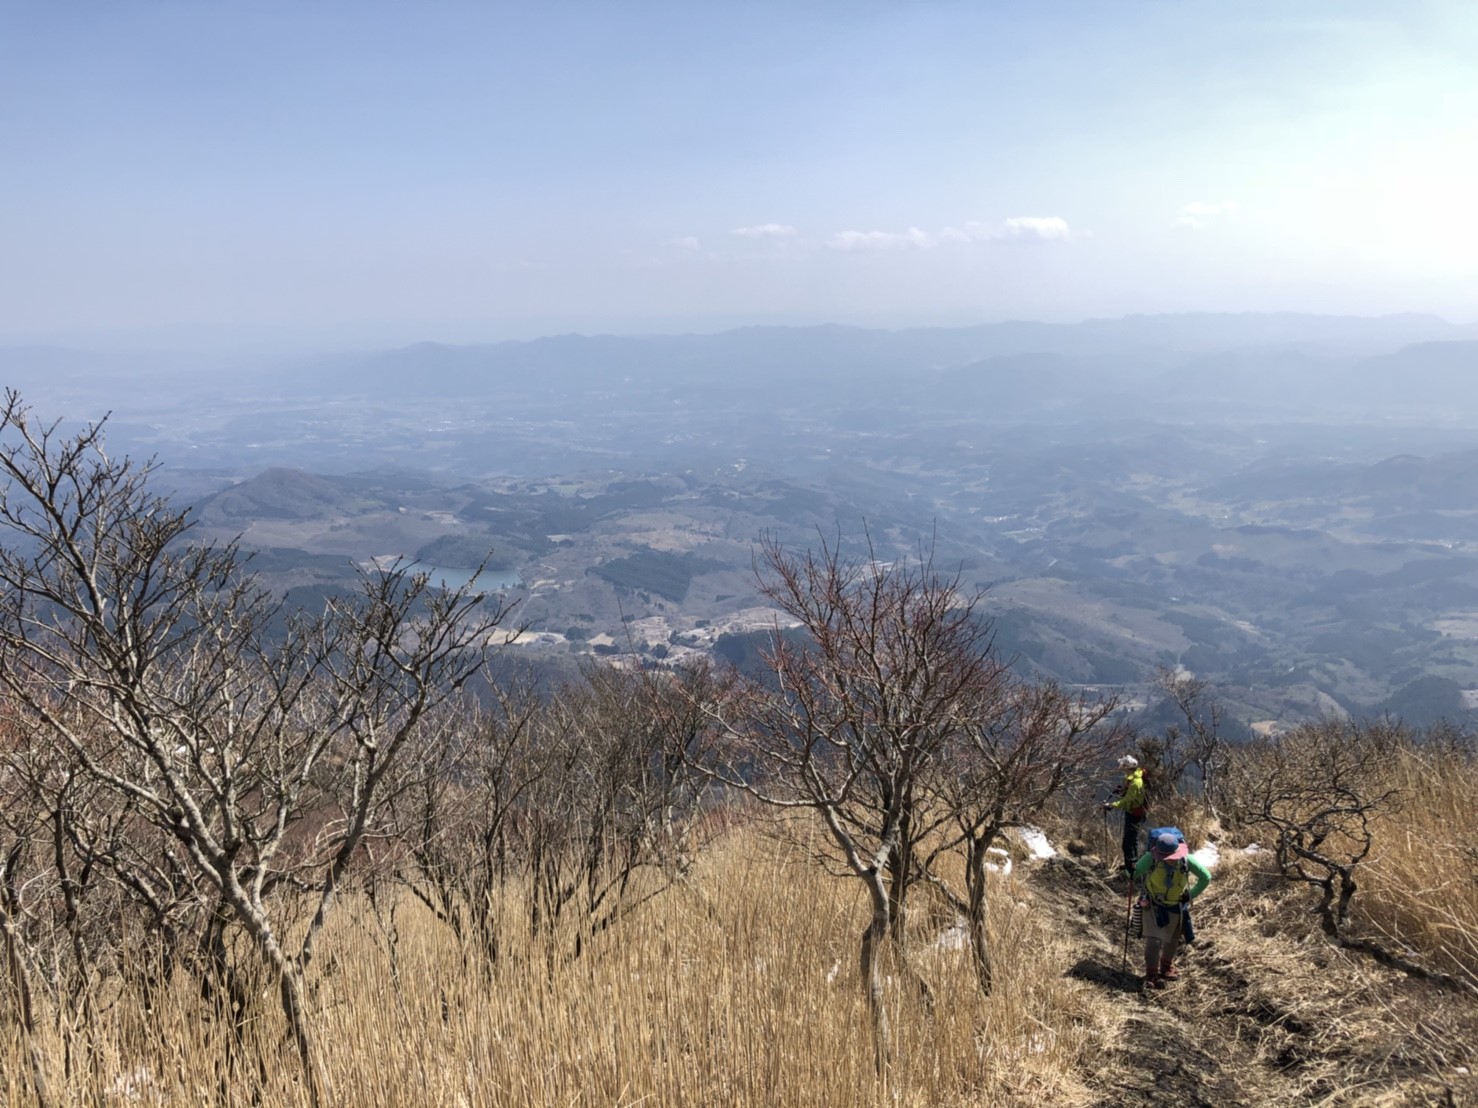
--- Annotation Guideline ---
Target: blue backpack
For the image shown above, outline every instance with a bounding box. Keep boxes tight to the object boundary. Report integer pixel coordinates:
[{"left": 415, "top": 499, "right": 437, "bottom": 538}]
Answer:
[{"left": 1148, "top": 826, "right": 1185, "bottom": 849}]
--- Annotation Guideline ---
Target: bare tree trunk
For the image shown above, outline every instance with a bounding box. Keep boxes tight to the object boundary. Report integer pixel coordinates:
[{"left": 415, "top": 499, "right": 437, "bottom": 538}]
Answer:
[
  {"left": 859, "top": 869, "right": 891, "bottom": 1075},
  {"left": 885, "top": 793, "right": 915, "bottom": 943},
  {"left": 1202, "top": 759, "right": 1220, "bottom": 822},
  {"left": 277, "top": 965, "right": 322, "bottom": 1108},
  {"left": 1313, "top": 868, "right": 1360, "bottom": 939},
  {"left": 198, "top": 901, "right": 266, "bottom": 1103},
  {"left": 227, "top": 896, "right": 325, "bottom": 1108},
  {"left": 1, "top": 903, "right": 55, "bottom": 1108},
  {"left": 965, "top": 837, "right": 993, "bottom": 995}
]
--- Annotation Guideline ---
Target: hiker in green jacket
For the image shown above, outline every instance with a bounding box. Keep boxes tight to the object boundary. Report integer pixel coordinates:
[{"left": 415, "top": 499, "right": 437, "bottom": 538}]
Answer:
[
  {"left": 1135, "top": 831, "right": 1211, "bottom": 990},
  {"left": 1103, "top": 755, "right": 1148, "bottom": 875}
]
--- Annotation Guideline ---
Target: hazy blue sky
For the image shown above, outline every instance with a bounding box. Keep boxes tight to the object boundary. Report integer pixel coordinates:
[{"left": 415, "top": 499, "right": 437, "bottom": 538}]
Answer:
[{"left": 3, "top": 1, "right": 1476, "bottom": 348}]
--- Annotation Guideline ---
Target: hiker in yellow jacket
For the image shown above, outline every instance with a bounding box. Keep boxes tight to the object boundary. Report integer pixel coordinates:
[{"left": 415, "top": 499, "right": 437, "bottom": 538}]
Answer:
[{"left": 1103, "top": 755, "right": 1147, "bottom": 875}]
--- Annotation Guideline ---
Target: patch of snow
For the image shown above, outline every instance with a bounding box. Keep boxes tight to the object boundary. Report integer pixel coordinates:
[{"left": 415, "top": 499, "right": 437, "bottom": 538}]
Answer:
[
  {"left": 1016, "top": 826, "right": 1057, "bottom": 859},
  {"left": 825, "top": 960, "right": 841, "bottom": 985},
  {"left": 1190, "top": 841, "right": 1221, "bottom": 870},
  {"left": 1242, "top": 843, "right": 1264, "bottom": 855},
  {"left": 984, "top": 845, "right": 1013, "bottom": 877}
]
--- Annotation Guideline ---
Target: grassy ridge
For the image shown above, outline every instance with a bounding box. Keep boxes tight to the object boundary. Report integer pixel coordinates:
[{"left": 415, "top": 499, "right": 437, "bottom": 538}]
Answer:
[{"left": 3, "top": 744, "right": 1474, "bottom": 1106}]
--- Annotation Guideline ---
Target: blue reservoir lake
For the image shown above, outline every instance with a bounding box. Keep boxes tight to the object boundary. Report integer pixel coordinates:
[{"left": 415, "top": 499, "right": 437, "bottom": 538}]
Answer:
[{"left": 410, "top": 564, "right": 523, "bottom": 592}]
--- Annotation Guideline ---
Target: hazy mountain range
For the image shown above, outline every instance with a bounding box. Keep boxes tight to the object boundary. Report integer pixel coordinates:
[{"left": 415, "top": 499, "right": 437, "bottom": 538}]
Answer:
[
  {"left": 6, "top": 309, "right": 1477, "bottom": 402},
  {"left": 4, "top": 310, "right": 1478, "bottom": 730}
]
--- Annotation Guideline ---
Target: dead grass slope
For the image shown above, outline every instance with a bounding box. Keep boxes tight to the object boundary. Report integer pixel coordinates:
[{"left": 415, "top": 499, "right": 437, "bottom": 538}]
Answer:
[{"left": 2, "top": 791, "right": 1474, "bottom": 1106}]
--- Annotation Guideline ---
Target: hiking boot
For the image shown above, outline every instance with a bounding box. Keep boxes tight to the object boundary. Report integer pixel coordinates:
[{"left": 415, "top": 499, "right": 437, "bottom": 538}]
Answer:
[
  {"left": 1141, "top": 975, "right": 1160, "bottom": 993},
  {"left": 1159, "top": 962, "right": 1180, "bottom": 980}
]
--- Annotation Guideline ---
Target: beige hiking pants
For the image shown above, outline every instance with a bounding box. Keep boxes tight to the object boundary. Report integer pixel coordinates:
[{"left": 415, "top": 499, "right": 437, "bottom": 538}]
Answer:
[{"left": 1143, "top": 903, "right": 1184, "bottom": 972}]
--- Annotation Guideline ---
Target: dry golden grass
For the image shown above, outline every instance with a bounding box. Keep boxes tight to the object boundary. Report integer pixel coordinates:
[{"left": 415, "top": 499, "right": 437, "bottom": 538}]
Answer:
[
  {"left": 1361, "top": 741, "right": 1478, "bottom": 984},
  {"left": 0, "top": 826, "right": 1117, "bottom": 1107},
  {"left": 1175, "top": 845, "right": 1478, "bottom": 1107},
  {"left": 8, "top": 744, "right": 1475, "bottom": 1108}
]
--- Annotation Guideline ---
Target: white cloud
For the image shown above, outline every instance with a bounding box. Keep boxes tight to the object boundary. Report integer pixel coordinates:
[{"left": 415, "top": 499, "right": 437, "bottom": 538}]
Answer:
[
  {"left": 940, "top": 217, "right": 1073, "bottom": 244},
  {"left": 731, "top": 223, "right": 798, "bottom": 238},
  {"left": 995, "top": 216, "right": 1072, "bottom": 241},
  {"left": 828, "top": 227, "right": 934, "bottom": 250},
  {"left": 829, "top": 216, "right": 1072, "bottom": 251},
  {"left": 671, "top": 235, "right": 700, "bottom": 250},
  {"left": 937, "top": 220, "right": 993, "bottom": 244}
]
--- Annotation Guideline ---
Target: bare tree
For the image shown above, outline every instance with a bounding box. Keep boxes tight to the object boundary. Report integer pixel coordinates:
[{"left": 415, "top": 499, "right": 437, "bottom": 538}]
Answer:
[
  {"left": 392, "top": 682, "right": 547, "bottom": 970},
  {"left": 0, "top": 393, "right": 515, "bottom": 1106},
  {"left": 1154, "top": 667, "right": 1227, "bottom": 818},
  {"left": 1133, "top": 725, "right": 1191, "bottom": 812},
  {"left": 0, "top": 728, "right": 230, "bottom": 1090},
  {"left": 691, "top": 532, "right": 999, "bottom": 1059},
  {"left": 1229, "top": 721, "right": 1478, "bottom": 997},
  {"left": 928, "top": 680, "right": 1124, "bottom": 993},
  {"left": 394, "top": 660, "right": 725, "bottom": 977},
  {"left": 1228, "top": 719, "right": 1397, "bottom": 939},
  {"left": 0, "top": 720, "right": 63, "bottom": 1108},
  {"left": 522, "top": 662, "right": 720, "bottom": 963}
]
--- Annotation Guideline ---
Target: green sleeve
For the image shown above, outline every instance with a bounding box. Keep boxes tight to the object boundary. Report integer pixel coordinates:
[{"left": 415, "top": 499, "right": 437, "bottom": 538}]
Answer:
[
  {"left": 1186, "top": 856, "right": 1212, "bottom": 900},
  {"left": 1133, "top": 853, "right": 1153, "bottom": 880}
]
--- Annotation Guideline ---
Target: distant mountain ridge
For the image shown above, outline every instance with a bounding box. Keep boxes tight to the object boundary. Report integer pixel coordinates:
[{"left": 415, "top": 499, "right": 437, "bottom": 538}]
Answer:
[
  {"left": 285, "top": 311, "right": 1471, "bottom": 399},
  {"left": 5, "top": 312, "right": 1477, "bottom": 445},
  {"left": 4, "top": 310, "right": 1470, "bottom": 403},
  {"left": 1206, "top": 442, "right": 1478, "bottom": 512}
]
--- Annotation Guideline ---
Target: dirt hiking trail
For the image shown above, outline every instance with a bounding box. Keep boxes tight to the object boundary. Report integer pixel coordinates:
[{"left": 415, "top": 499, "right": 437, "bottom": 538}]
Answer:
[{"left": 1032, "top": 851, "right": 1477, "bottom": 1107}]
